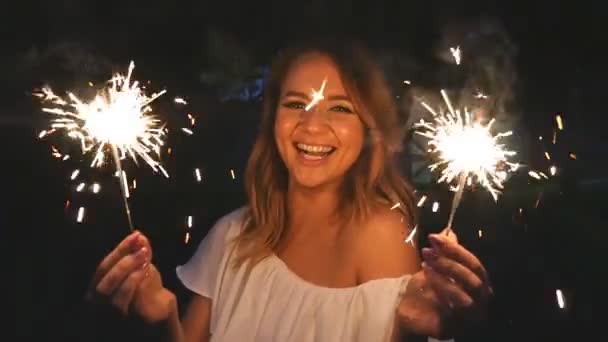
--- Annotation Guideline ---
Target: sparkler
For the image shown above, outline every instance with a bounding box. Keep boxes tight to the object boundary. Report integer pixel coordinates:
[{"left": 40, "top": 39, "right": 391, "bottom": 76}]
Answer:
[
  {"left": 35, "top": 61, "right": 168, "bottom": 231},
  {"left": 415, "top": 90, "right": 519, "bottom": 230}
]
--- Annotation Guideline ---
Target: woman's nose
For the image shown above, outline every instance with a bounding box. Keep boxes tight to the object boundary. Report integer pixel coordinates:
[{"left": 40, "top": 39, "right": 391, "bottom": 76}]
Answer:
[{"left": 299, "top": 106, "right": 328, "bottom": 133}]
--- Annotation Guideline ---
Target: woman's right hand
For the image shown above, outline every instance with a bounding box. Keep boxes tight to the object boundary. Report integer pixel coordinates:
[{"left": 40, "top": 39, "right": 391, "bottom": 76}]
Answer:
[{"left": 87, "top": 231, "right": 177, "bottom": 324}]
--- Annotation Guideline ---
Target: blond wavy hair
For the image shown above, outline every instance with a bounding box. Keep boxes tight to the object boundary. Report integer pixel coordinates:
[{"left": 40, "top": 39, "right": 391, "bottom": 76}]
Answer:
[{"left": 234, "top": 39, "right": 416, "bottom": 266}]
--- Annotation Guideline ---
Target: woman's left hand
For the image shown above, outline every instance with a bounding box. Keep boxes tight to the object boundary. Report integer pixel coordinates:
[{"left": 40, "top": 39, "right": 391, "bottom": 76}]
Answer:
[{"left": 397, "top": 228, "right": 493, "bottom": 339}]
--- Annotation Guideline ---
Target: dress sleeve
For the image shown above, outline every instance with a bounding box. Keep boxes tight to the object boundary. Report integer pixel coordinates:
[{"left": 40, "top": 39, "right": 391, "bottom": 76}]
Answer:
[{"left": 176, "top": 207, "right": 247, "bottom": 299}]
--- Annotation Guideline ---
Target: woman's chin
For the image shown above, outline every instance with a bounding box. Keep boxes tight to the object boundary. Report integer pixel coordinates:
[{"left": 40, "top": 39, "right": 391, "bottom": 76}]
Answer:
[
  {"left": 287, "top": 162, "right": 346, "bottom": 191},
  {"left": 293, "top": 178, "right": 325, "bottom": 189},
  {"left": 291, "top": 175, "right": 336, "bottom": 191}
]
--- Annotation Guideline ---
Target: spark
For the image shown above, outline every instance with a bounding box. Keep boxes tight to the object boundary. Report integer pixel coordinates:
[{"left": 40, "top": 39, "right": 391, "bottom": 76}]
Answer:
[
  {"left": 552, "top": 130, "right": 557, "bottom": 145},
  {"left": 478, "top": 229, "right": 483, "bottom": 238},
  {"left": 538, "top": 136, "right": 543, "bottom": 141},
  {"left": 474, "top": 91, "right": 488, "bottom": 99},
  {"left": 132, "top": 179, "right": 137, "bottom": 189},
  {"left": 194, "top": 168, "right": 202, "bottom": 182},
  {"left": 405, "top": 225, "right": 417, "bottom": 245},
  {"left": 230, "top": 169, "right": 235, "bottom": 180},
  {"left": 450, "top": 46, "right": 461, "bottom": 65},
  {"left": 51, "top": 146, "right": 62, "bottom": 158},
  {"left": 305, "top": 79, "right": 327, "bottom": 111},
  {"left": 569, "top": 153, "right": 577, "bottom": 160},
  {"left": 70, "top": 169, "right": 80, "bottom": 180},
  {"left": 187, "top": 113, "right": 196, "bottom": 126},
  {"left": 91, "top": 183, "right": 101, "bottom": 194},
  {"left": 187, "top": 215, "right": 193, "bottom": 228},
  {"left": 76, "top": 207, "right": 86, "bottom": 223},
  {"left": 555, "top": 115, "right": 564, "bottom": 130},
  {"left": 76, "top": 182, "right": 86, "bottom": 192},
  {"left": 534, "top": 193, "right": 542, "bottom": 208},
  {"left": 556, "top": 289, "right": 566, "bottom": 309},
  {"left": 417, "top": 195, "right": 427, "bottom": 207},
  {"left": 184, "top": 231, "right": 191, "bottom": 244},
  {"left": 545, "top": 152, "right": 551, "bottom": 160},
  {"left": 432, "top": 201, "right": 440, "bottom": 213},
  {"left": 39, "top": 130, "right": 53, "bottom": 138},
  {"left": 529, "top": 171, "right": 542, "bottom": 180},
  {"left": 390, "top": 202, "right": 401, "bottom": 210},
  {"left": 182, "top": 128, "right": 193, "bottom": 135},
  {"left": 174, "top": 97, "right": 188, "bottom": 105},
  {"left": 414, "top": 90, "right": 519, "bottom": 228},
  {"left": 65, "top": 200, "right": 70, "bottom": 210},
  {"left": 403, "top": 80, "right": 411, "bottom": 85},
  {"left": 549, "top": 165, "right": 557, "bottom": 176},
  {"left": 62, "top": 155, "right": 70, "bottom": 161}
]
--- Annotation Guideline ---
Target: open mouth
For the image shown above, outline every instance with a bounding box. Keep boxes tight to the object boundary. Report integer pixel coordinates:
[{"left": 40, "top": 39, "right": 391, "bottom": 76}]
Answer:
[{"left": 294, "top": 142, "right": 336, "bottom": 160}]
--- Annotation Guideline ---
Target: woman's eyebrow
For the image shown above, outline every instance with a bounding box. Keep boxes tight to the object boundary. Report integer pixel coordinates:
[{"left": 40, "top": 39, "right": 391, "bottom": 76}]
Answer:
[
  {"left": 282, "top": 90, "right": 309, "bottom": 99},
  {"left": 327, "top": 94, "right": 351, "bottom": 101},
  {"left": 282, "top": 91, "right": 351, "bottom": 102}
]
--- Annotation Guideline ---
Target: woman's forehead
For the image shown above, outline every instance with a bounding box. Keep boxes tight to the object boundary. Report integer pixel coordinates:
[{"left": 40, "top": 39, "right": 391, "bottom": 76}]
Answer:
[{"left": 281, "top": 54, "right": 347, "bottom": 95}]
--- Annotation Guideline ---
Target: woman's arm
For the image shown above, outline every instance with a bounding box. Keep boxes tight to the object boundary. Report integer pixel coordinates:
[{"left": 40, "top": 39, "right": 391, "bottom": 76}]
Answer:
[
  {"left": 355, "top": 207, "right": 420, "bottom": 341},
  {"left": 164, "top": 294, "right": 212, "bottom": 342}
]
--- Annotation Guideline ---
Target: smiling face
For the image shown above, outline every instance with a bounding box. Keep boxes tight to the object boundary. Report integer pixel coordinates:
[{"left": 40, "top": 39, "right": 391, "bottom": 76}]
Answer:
[{"left": 274, "top": 53, "right": 365, "bottom": 191}]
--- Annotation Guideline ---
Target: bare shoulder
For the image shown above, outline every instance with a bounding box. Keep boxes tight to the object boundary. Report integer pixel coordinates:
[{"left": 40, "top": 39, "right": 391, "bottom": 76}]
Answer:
[{"left": 355, "top": 203, "right": 420, "bottom": 283}]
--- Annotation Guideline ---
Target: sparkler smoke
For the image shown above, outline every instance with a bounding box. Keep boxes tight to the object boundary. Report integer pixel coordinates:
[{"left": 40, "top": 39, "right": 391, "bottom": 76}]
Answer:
[
  {"left": 35, "top": 61, "right": 168, "bottom": 231},
  {"left": 415, "top": 89, "right": 519, "bottom": 229}
]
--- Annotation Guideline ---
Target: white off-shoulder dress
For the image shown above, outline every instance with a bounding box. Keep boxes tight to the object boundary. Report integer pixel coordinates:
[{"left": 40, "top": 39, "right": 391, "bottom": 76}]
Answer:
[{"left": 176, "top": 207, "right": 412, "bottom": 342}]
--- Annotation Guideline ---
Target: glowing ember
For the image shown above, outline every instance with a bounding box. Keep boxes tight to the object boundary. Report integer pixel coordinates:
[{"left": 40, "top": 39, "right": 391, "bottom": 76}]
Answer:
[
  {"left": 556, "top": 289, "right": 566, "bottom": 309},
  {"left": 555, "top": 115, "right": 564, "bottom": 130},
  {"left": 450, "top": 46, "right": 461, "bottom": 65},
  {"left": 76, "top": 207, "right": 86, "bottom": 223}
]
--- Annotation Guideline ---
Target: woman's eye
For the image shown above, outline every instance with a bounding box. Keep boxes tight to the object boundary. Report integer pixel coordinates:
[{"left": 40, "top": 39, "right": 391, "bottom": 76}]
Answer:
[
  {"left": 331, "top": 105, "right": 354, "bottom": 113},
  {"left": 282, "top": 101, "right": 306, "bottom": 109}
]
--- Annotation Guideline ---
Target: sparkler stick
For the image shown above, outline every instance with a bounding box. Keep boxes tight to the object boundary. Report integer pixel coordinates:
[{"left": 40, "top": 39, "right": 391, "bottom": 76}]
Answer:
[
  {"left": 446, "top": 173, "right": 467, "bottom": 229},
  {"left": 415, "top": 90, "right": 519, "bottom": 232},
  {"left": 111, "top": 146, "right": 135, "bottom": 231},
  {"left": 35, "top": 61, "right": 168, "bottom": 232}
]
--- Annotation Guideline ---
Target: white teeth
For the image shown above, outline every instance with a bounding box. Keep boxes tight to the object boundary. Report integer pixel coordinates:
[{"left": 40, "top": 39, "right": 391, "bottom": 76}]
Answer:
[{"left": 296, "top": 143, "right": 334, "bottom": 153}]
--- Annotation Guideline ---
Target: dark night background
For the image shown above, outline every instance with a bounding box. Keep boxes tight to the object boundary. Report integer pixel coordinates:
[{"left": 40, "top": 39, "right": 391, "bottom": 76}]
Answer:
[{"left": 3, "top": 1, "right": 605, "bottom": 341}]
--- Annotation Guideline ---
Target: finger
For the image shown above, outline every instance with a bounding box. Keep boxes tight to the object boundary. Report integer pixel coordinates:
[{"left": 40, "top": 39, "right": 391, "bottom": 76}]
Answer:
[
  {"left": 428, "top": 234, "right": 489, "bottom": 284},
  {"left": 439, "top": 227, "right": 458, "bottom": 243},
  {"left": 422, "top": 263, "right": 453, "bottom": 310},
  {"left": 92, "top": 231, "right": 142, "bottom": 286},
  {"left": 423, "top": 263, "right": 474, "bottom": 310},
  {"left": 93, "top": 233, "right": 154, "bottom": 287},
  {"left": 422, "top": 248, "right": 486, "bottom": 298},
  {"left": 112, "top": 266, "right": 149, "bottom": 315},
  {"left": 96, "top": 246, "right": 149, "bottom": 297}
]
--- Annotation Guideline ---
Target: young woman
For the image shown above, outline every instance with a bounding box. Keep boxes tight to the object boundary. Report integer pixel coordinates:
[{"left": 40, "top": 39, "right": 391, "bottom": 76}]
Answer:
[{"left": 89, "top": 39, "right": 492, "bottom": 341}]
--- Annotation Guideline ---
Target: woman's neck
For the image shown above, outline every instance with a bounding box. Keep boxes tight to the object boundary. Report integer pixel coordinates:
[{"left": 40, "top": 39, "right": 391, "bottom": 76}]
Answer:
[{"left": 286, "top": 180, "right": 341, "bottom": 232}]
